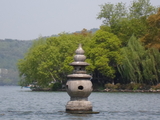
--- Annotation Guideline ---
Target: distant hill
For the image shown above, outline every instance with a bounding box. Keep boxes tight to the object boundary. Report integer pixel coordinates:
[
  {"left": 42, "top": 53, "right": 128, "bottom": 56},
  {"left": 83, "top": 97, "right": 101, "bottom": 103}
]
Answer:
[{"left": 0, "top": 39, "right": 32, "bottom": 85}]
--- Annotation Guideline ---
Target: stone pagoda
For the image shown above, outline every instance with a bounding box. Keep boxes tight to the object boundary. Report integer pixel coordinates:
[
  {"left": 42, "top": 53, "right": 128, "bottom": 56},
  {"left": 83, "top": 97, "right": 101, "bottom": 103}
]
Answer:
[{"left": 66, "top": 44, "right": 93, "bottom": 112}]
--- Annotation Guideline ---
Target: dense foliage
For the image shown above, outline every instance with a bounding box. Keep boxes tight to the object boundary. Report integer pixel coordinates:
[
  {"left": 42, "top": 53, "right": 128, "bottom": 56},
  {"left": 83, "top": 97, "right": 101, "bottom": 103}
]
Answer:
[
  {"left": 18, "top": 29, "right": 122, "bottom": 87},
  {"left": 97, "top": 0, "right": 157, "bottom": 45},
  {"left": 17, "top": 0, "right": 160, "bottom": 89},
  {"left": 86, "top": 29, "right": 121, "bottom": 85},
  {"left": 118, "top": 35, "right": 160, "bottom": 85},
  {"left": 18, "top": 30, "right": 92, "bottom": 86}
]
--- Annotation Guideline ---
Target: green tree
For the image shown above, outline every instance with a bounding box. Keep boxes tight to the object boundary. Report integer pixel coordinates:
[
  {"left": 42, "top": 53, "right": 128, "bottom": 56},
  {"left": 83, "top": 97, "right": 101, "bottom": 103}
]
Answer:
[
  {"left": 18, "top": 38, "right": 47, "bottom": 86},
  {"left": 97, "top": 0, "right": 157, "bottom": 46},
  {"left": 129, "top": 0, "right": 157, "bottom": 19},
  {"left": 97, "top": 2, "right": 127, "bottom": 26},
  {"left": 18, "top": 31, "right": 93, "bottom": 87},
  {"left": 86, "top": 29, "right": 121, "bottom": 85},
  {"left": 118, "top": 35, "right": 160, "bottom": 85}
]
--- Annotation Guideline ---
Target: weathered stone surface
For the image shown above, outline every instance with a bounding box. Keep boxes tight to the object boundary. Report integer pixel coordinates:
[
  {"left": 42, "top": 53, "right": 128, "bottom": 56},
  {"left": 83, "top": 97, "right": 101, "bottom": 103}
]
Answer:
[
  {"left": 66, "top": 101, "right": 92, "bottom": 111},
  {"left": 65, "top": 44, "right": 93, "bottom": 112},
  {"left": 69, "top": 62, "right": 89, "bottom": 66},
  {"left": 67, "top": 74, "right": 91, "bottom": 78},
  {"left": 66, "top": 80, "right": 92, "bottom": 98}
]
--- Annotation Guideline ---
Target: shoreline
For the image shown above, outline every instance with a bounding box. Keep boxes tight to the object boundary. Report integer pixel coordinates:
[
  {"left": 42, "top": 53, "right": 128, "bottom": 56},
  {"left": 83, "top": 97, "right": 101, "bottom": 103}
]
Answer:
[
  {"left": 31, "top": 88, "right": 160, "bottom": 93},
  {"left": 93, "top": 89, "right": 160, "bottom": 93}
]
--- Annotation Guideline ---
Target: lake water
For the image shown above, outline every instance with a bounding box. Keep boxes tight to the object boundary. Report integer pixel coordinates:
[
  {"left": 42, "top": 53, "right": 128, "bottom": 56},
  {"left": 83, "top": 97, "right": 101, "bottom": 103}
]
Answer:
[{"left": 0, "top": 86, "right": 160, "bottom": 120}]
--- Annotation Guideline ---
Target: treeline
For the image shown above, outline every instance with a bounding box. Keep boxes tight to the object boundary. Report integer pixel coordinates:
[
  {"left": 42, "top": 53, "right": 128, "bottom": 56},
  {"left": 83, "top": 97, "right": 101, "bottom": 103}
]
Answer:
[
  {"left": 18, "top": 0, "right": 160, "bottom": 88},
  {"left": 0, "top": 30, "right": 98, "bottom": 85},
  {"left": 0, "top": 39, "right": 32, "bottom": 85}
]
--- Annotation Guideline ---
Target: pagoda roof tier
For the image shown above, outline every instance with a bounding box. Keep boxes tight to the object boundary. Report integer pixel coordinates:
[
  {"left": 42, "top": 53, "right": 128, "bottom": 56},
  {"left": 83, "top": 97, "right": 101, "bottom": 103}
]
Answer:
[
  {"left": 69, "top": 62, "right": 89, "bottom": 66},
  {"left": 67, "top": 74, "right": 91, "bottom": 79}
]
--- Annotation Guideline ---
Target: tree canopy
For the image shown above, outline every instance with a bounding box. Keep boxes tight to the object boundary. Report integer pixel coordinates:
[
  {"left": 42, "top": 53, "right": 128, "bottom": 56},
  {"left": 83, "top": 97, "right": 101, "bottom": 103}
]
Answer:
[
  {"left": 18, "top": 28, "right": 122, "bottom": 87},
  {"left": 86, "top": 29, "right": 121, "bottom": 79},
  {"left": 18, "top": 31, "right": 93, "bottom": 86},
  {"left": 118, "top": 35, "right": 160, "bottom": 85},
  {"left": 97, "top": 0, "right": 157, "bottom": 45}
]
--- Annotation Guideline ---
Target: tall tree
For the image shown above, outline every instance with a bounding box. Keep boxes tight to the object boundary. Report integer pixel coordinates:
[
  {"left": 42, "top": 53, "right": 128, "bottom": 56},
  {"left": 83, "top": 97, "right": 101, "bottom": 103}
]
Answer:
[
  {"left": 129, "top": 0, "right": 157, "bottom": 19},
  {"left": 86, "top": 29, "right": 121, "bottom": 85},
  {"left": 97, "top": 2, "right": 127, "bottom": 26},
  {"left": 97, "top": 0, "right": 157, "bottom": 46}
]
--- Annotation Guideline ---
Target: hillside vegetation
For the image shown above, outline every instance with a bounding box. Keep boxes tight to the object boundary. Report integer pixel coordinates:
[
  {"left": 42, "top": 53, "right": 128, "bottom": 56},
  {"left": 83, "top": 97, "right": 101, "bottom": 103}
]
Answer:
[
  {"left": 0, "top": 39, "right": 32, "bottom": 85},
  {"left": 0, "top": 29, "right": 98, "bottom": 85}
]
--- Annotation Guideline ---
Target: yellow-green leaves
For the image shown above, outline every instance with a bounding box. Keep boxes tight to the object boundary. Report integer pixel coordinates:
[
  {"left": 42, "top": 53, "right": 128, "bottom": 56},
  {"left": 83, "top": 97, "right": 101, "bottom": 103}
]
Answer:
[
  {"left": 87, "top": 29, "right": 121, "bottom": 79},
  {"left": 17, "top": 31, "right": 93, "bottom": 86}
]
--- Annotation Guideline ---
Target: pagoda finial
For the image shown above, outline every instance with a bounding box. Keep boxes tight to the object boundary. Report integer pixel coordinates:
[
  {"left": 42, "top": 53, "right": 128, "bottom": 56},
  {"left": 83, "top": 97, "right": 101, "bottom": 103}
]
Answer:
[
  {"left": 79, "top": 43, "right": 82, "bottom": 48},
  {"left": 75, "top": 43, "right": 84, "bottom": 55}
]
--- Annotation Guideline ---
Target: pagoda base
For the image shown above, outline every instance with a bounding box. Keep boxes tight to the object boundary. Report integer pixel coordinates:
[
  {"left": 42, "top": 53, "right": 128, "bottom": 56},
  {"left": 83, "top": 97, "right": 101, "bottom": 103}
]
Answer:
[
  {"left": 66, "top": 111, "right": 99, "bottom": 114},
  {"left": 66, "top": 101, "right": 92, "bottom": 111}
]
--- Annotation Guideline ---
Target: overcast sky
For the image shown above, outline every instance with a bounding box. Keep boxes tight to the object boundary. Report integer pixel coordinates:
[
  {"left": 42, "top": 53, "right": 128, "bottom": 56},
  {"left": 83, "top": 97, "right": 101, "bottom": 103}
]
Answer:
[{"left": 0, "top": 0, "right": 159, "bottom": 40}]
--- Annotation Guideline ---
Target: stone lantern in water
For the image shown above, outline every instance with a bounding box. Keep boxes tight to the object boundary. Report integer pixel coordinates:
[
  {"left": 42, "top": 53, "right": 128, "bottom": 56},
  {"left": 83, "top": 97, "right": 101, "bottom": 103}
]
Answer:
[{"left": 66, "top": 44, "right": 93, "bottom": 112}]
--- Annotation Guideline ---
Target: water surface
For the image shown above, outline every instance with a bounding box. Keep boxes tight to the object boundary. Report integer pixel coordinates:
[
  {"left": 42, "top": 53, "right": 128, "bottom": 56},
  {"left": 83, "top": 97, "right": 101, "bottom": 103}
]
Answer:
[{"left": 0, "top": 86, "right": 160, "bottom": 120}]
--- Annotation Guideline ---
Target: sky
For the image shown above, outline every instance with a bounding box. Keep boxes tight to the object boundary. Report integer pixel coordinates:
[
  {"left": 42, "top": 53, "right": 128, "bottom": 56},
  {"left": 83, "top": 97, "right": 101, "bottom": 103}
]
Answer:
[{"left": 0, "top": 0, "right": 159, "bottom": 40}]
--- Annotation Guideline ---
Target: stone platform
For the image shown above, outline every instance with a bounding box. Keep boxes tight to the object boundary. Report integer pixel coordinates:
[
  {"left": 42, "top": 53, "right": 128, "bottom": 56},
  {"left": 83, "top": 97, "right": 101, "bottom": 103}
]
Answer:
[{"left": 66, "top": 101, "right": 92, "bottom": 111}]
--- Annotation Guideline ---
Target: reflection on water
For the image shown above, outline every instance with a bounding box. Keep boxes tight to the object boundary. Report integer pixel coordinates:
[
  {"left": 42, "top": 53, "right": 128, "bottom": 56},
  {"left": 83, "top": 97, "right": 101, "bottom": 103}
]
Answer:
[{"left": 0, "top": 86, "right": 160, "bottom": 120}]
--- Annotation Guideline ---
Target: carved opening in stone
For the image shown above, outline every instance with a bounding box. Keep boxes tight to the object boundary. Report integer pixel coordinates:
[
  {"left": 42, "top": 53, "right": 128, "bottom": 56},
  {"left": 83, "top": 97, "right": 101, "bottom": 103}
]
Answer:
[
  {"left": 66, "top": 85, "right": 68, "bottom": 89},
  {"left": 79, "top": 67, "right": 81, "bottom": 70},
  {"left": 78, "top": 85, "right": 83, "bottom": 90}
]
